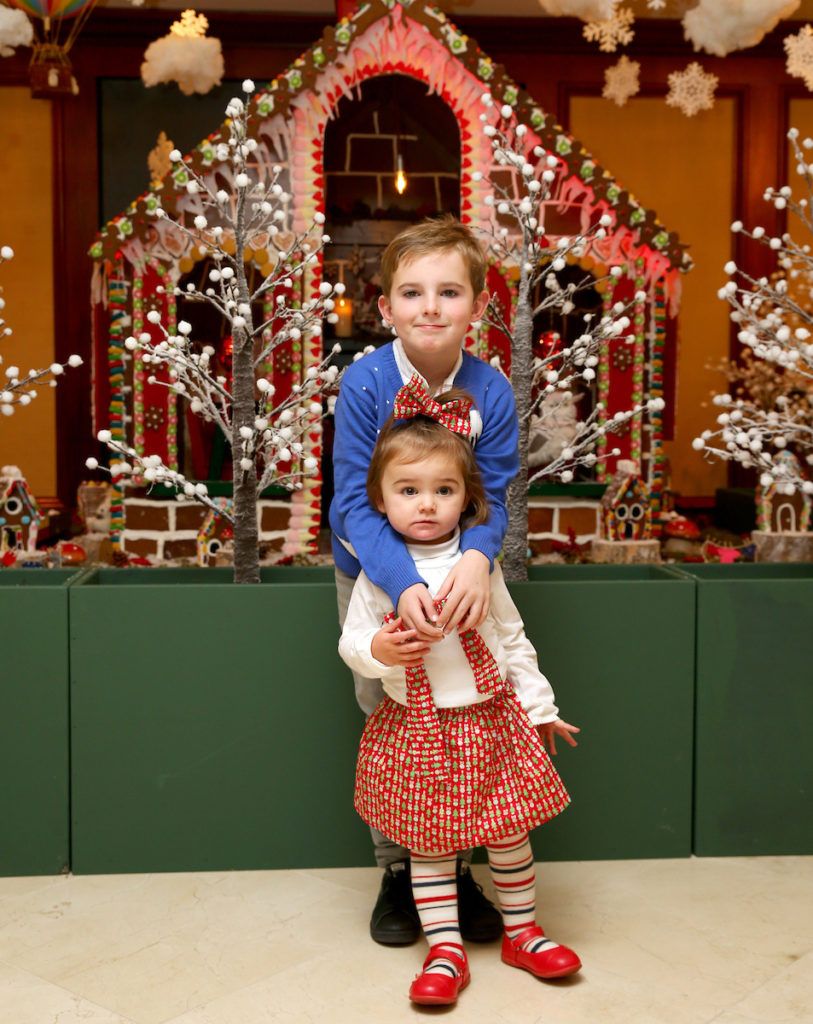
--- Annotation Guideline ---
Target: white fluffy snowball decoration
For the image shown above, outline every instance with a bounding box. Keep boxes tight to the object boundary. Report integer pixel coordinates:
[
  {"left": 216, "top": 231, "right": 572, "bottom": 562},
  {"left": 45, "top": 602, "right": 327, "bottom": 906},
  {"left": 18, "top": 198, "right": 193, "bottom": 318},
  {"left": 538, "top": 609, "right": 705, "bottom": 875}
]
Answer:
[
  {"left": 141, "top": 28, "right": 224, "bottom": 96},
  {"left": 683, "top": 0, "right": 800, "bottom": 57},
  {"left": 0, "top": 7, "right": 34, "bottom": 58},
  {"left": 537, "top": 0, "right": 617, "bottom": 18}
]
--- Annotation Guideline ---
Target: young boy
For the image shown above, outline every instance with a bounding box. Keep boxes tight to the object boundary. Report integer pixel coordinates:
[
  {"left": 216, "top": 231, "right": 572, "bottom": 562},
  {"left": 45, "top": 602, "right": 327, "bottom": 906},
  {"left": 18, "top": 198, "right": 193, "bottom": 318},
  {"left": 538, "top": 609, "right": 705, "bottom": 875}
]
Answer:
[{"left": 330, "top": 216, "right": 519, "bottom": 946}]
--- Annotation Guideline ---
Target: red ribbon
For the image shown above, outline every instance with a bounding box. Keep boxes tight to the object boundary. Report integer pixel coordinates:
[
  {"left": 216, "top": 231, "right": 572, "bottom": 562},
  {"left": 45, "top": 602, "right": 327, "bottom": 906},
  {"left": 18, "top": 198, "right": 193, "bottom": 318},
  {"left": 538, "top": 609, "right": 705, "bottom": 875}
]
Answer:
[
  {"left": 383, "top": 601, "right": 505, "bottom": 782},
  {"left": 392, "top": 375, "right": 473, "bottom": 437}
]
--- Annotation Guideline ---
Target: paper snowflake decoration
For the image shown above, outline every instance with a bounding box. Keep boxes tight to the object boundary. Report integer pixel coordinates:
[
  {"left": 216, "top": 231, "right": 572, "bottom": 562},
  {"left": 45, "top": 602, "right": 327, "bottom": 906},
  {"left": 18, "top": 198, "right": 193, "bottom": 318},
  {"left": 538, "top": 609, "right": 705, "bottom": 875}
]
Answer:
[
  {"left": 583, "top": 6, "right": 635, "bottom": 52},
  {"left": 603, "top": 55, "right": 640, "bottom": 106},
  {"left": 647, "top": 0, "right": 666, "bottom": 9},
  {"left": 785, "top": 24, "right": 813, "bottom": 91},
  {"left": 665, "top": 62, "right": 718, "bottom": 117}
]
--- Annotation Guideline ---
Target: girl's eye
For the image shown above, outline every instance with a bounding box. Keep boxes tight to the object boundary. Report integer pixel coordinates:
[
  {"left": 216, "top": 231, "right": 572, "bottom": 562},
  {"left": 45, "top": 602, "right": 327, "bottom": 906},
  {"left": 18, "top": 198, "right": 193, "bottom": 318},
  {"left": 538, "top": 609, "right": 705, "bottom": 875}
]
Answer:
[
  {"left": 402, "top": 487, "right": 416, "bottom": 496},
  {"left": 438, "top": 487, "right": 452, "bottom": 496}
]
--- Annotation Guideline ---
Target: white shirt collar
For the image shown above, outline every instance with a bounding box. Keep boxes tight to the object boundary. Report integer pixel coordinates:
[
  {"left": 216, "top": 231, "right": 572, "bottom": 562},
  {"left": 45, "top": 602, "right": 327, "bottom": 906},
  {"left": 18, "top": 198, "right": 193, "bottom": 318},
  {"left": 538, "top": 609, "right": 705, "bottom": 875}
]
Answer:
[
  {"left": 406, "top": 528, "right": 461, "bottom": 564},
  {"left": 393, "top": 337, "right": 462, "bottom": 396}
]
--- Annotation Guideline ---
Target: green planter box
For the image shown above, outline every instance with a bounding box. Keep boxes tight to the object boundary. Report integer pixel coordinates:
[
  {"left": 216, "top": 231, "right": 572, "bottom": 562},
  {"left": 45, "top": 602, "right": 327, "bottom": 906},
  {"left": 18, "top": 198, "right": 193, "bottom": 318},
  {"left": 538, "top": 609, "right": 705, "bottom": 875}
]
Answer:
[
  {"left": 70, "top": 564, "right": 696, "bottom": 872},
  {"left": 0, "top": 569, "right": 82, "bottom": 876},
  {"left": 672, "top": 563, "right": 813, "bottom": 857},
  {"left": 507, "top": 565, "right": 696, "bottom": 862},
  {"left": 70, "top": 567, "right": 369, "bottom": 874}
]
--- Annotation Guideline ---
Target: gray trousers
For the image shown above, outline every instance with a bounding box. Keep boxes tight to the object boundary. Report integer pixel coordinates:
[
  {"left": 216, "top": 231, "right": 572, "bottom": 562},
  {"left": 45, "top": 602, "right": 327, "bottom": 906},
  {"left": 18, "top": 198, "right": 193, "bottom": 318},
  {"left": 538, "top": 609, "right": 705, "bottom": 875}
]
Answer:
[{"left": 335, "top": 566, "right": 472, "bottom": 869}]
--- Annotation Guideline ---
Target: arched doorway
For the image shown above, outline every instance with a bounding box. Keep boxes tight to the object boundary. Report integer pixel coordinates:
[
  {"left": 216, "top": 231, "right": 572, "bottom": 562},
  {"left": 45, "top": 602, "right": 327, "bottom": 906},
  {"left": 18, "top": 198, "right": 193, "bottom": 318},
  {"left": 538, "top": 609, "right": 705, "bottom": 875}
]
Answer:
[
  {"left": 321, "top": 73, "right": 461, "bottom": 357},
  {"left": 319, "top": 73, "right": 461, "bottom": 521}
]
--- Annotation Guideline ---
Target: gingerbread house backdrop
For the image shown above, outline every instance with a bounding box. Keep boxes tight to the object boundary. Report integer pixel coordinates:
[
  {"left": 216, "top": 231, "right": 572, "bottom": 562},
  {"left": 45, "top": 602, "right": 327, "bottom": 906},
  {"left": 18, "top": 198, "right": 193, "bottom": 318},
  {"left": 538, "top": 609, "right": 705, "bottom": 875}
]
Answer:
[{"left": 90, "top": 0, "right": 687, "bottom": 561}]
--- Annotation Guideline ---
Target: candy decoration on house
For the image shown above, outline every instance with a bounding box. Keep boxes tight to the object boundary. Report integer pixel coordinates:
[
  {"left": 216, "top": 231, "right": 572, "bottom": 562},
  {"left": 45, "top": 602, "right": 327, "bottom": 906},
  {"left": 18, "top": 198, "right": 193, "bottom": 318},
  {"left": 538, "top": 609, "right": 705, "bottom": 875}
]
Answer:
[
  {"left": 592, "top": 458, "right": 661, "bottom": 562},
  {"left": 90, "top": 0, "right": 685, "bottom": 563},
  {"left": 0, "top": 465, "right": 44, "bottom": 556},
  {"left": 8, "top": 0, "right": 98, "bottom": 97}
]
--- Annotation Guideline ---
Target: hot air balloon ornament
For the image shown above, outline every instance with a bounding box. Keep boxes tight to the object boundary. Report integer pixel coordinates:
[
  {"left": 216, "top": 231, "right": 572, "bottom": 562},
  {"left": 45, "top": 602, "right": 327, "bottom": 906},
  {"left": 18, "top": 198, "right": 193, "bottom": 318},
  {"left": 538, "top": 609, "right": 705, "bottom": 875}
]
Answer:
[{"left": 8, "top": 0, "right": 99, "bottom": 97}]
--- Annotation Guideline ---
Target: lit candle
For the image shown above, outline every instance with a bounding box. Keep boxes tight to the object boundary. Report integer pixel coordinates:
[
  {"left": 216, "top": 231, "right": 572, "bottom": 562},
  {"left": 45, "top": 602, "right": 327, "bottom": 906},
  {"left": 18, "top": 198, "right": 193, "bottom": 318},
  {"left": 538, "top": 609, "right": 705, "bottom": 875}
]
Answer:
[{"left": 334, "top": 296, "right": 354, "bottom": 338}]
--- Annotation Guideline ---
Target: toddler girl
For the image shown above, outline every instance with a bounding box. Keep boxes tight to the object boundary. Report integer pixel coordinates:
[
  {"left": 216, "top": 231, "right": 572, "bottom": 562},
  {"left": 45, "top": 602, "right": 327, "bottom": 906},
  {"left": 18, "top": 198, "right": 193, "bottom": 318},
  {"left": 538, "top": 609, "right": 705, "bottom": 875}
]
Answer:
[{"left": 339, "top": 381, "right": 581, "bottom": 1006}]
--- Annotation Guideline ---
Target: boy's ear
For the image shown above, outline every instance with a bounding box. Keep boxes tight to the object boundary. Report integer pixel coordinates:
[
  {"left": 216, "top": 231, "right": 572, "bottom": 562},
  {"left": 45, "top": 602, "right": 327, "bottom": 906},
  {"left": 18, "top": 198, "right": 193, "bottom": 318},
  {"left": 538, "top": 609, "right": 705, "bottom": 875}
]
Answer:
[
  {"left": 378, "top": 294, "right": 392, "bottom": 324},
  {"left": 471, "top": 289, "right": 489, "bottom": 322}
]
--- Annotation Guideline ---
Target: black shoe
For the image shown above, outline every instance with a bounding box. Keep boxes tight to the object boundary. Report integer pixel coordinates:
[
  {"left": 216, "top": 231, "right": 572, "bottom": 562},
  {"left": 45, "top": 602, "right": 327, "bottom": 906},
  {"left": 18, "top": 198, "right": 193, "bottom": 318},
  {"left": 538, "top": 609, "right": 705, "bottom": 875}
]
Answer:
[
  {"left": 370, "top": 861, "right": 421, "bottom": 946},
  {"left": 458, "top": 862, "right": 503, "bottom": 942}
]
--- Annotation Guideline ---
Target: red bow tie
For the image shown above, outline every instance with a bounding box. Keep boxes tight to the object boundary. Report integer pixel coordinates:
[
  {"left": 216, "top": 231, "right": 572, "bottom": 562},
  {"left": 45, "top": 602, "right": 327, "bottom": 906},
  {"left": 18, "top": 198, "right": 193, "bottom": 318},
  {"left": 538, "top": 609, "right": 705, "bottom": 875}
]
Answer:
[{"left": 392, "top": 375, "right": 473, "bottom": 437}]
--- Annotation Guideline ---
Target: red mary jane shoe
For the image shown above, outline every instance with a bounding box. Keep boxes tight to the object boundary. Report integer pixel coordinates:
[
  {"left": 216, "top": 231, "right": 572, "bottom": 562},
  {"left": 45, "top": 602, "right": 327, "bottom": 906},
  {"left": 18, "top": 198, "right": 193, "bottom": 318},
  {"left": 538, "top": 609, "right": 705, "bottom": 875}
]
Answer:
[
  {"left": 501, "top": 925, "right": 582, "bottom": 979},
  {"left": 408, "top": 943, "right": 471, "bottom": 1006}
]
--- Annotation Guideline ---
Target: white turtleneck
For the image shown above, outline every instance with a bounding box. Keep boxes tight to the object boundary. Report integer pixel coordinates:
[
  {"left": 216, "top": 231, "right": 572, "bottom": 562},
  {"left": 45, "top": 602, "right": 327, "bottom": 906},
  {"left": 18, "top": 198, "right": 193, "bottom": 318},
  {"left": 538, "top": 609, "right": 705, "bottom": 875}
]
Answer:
[{"left": 339, "top": 529, "right": 559, "bottom": 725}]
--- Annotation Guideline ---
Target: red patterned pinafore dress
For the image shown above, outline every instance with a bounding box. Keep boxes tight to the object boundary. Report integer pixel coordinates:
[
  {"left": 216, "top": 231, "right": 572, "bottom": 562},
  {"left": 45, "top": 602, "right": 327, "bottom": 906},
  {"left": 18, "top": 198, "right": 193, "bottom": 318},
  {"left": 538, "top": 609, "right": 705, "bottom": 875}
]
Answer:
[{"left": 354, "top": 611, "right": 570, "bottom": 854}]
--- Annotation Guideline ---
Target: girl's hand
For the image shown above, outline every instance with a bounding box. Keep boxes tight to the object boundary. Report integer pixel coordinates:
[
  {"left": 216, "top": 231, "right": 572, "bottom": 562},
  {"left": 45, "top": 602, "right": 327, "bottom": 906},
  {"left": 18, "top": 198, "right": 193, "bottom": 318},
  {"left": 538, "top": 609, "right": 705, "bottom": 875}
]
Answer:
[
  {"left": 397, "top": 583, "right": 445, "bottom": 643},
  {"left": 536, "top": 719, "right": 580, "bottom": 756},
  {"left": 371, "top": 617, "right": 432, "bottom": 667},
  {"left": 435, "top": 549, "right": 491, "bottom": 634}
]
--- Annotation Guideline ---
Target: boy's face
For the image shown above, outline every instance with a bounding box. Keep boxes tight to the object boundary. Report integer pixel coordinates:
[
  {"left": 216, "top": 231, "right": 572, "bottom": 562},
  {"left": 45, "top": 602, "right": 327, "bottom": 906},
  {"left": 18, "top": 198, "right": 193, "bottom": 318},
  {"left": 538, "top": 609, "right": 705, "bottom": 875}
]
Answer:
[
  {"left": 376, "top": 451, "right": 467, "bottom": 545},
  {"left": 378, "top": 250, "right": 488, "bottom": 378}
]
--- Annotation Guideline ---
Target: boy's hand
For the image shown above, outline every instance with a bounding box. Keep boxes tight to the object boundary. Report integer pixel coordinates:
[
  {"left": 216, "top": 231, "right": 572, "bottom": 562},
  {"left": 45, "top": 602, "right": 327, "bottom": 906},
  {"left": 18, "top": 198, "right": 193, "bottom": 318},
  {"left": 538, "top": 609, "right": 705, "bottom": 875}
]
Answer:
[
  {"left": 397, "top": 584, "right": 445, "bottom": 643},
  {"left": 435, "top": 550, "right": 491, "bottom": 633},
  {"left": 536, "top": 719, "right": 580, "bottom": 756},
  {"left": 371, "top": 618, "right": 432, "bottom": 667}
]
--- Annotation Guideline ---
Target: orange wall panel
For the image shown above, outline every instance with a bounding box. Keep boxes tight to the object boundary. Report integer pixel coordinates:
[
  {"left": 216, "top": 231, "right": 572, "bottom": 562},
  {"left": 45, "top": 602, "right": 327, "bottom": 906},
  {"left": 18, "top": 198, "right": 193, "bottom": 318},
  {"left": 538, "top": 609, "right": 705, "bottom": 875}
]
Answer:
[
  {"left": 0, "top": 88, "right": 56, "bottom": 496},
  {"left": 570, "top": 96, "right": 734, "bottom": 498}
]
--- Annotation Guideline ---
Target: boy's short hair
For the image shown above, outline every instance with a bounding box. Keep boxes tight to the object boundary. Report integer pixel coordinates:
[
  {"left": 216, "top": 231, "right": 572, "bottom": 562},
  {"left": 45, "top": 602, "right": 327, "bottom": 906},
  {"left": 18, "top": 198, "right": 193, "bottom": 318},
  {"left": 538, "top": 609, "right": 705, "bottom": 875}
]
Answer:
[{"left": 380, "top": 215, "right": 488, "bottom": 297}]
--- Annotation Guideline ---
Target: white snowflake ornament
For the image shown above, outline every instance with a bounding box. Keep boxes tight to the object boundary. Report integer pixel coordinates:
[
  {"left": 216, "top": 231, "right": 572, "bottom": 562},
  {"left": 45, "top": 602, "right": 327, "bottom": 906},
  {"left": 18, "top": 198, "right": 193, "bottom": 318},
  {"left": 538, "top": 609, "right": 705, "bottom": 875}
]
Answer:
[
  {"left": 785, "top": 24, "right": 813, "bottom": 90},
  {"left": 603, "top": 55, "right": 640, "bottom": 106},
  {"left": 666, "top": 62, "right": 718, "bottom": 117},
  {"left": 583, "top": 6, "right": 635, "bottom": 52},
  {"left": 647, "top": 0, "right": 666, "bottom": 8}
]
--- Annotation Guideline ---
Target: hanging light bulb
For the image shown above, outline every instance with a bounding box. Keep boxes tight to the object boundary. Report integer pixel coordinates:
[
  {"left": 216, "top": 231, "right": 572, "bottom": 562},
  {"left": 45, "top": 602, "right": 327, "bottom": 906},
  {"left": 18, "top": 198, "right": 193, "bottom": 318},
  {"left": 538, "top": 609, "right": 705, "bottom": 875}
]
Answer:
[{"left": 395, "top": 153, "right": 407, "bottom": 196}]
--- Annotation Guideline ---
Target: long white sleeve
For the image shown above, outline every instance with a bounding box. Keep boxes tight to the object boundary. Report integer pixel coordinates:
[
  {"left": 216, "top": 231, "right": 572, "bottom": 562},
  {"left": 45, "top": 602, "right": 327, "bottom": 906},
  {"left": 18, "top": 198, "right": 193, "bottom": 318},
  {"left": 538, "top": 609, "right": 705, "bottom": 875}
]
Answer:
[
  {"left": 487, "top": 564, "right": 559, "bottom": 725},
  {"left": 338, "top": 573, "right": 399, "bottom": 682}
]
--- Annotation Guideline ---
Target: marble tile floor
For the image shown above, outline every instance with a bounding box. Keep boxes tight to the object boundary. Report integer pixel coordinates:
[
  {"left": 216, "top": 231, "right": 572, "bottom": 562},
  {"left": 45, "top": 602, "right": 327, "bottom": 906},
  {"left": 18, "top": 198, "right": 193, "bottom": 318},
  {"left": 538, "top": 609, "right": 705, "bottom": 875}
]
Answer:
[{"left": 0, "top": 856, "right": 812, "bottom": 1024}]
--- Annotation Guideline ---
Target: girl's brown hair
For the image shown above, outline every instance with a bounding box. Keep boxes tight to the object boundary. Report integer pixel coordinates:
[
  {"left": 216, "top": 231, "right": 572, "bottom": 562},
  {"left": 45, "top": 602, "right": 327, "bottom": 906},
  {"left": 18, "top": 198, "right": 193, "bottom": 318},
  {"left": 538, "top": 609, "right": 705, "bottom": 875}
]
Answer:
[{"left": 367, "top": 388, "right": 490, "bottom": 530}]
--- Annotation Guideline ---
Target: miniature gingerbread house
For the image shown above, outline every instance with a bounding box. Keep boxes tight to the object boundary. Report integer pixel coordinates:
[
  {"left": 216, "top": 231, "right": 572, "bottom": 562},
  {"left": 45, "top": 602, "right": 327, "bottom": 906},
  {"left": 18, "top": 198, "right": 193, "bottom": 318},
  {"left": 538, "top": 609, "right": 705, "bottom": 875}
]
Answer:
[
  {"left": 0, "top": 465, "right": 43, "bottom": 554},
  {"left": 752, "top": 451, "right": 813, "bottom": 561},
  {"left": 600, "top": 459, "right": 652, "bottom": 542},
  {"left": 197, "top": 499, "right": 234, "bottom": 567},
  {"left": 756, "top": 452, "right": 812, "bottom": 534},
  {"left": 90, "top": 0, "right": 686, "bottom": 561}
]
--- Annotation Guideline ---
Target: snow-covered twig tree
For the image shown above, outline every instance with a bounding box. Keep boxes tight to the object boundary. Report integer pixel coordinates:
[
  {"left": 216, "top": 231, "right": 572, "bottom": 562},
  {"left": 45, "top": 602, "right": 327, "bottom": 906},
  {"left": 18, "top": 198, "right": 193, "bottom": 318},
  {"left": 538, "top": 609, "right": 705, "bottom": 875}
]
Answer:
[
  {"left": 476, "top": 98, "right": 664, "bottom": 580},
  {"left": 693, "top": 127, "right": 813, "bottom": 498},
  {"left": 89, "top": 83, "right": 346, "bottom": 584},
  {"left": 1, "top": 246, "right": 83, "bottom": 418}
]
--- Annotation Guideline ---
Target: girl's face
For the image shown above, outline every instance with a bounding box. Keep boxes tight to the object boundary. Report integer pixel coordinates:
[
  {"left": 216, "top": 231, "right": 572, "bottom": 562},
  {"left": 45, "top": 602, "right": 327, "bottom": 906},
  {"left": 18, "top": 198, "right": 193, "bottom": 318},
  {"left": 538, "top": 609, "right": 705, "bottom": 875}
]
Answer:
[{"left": 376, "top": 451, "right": 467, "bottom": 545}]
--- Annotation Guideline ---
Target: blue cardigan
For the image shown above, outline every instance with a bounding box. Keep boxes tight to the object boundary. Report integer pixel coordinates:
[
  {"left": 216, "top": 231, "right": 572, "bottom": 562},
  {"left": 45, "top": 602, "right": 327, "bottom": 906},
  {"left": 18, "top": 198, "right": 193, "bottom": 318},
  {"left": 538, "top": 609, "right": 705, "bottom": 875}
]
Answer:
[{"left": 329, "top": 342, "right": 519, "bottom": 608}]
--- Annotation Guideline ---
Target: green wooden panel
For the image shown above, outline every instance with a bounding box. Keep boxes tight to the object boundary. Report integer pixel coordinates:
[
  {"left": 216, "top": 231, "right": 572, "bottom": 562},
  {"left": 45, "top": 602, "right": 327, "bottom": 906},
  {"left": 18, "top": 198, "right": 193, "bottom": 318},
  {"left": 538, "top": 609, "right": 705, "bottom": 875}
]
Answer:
[
  {"left": 0, "top": 570, "right": 78, "bottom": 876},
  {"left": 674, "top": 563, "right": 813, "bottom": 857},
  {"left": 70, "top": 569, "right": 369, "bottom": 873},
  {"left": 70, "top": 565, "right": 695, "bottom": 872},
  {"left": 508, "top": 565, "right": 696, "bottom": 862}
]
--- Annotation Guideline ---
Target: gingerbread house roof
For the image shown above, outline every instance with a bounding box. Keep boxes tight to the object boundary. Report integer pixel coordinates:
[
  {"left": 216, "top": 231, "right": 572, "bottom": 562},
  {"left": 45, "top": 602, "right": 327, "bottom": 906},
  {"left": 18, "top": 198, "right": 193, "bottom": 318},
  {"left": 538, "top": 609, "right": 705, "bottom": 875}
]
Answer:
[
  {"left": 91, "top": 0, "right": 689, "bottom": 290},
  {"left": 0, "top": 467, "right": 38, "bottom": 510},
  {"left": 600, "top": 465, "right": 648, "bottom": 510}
]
